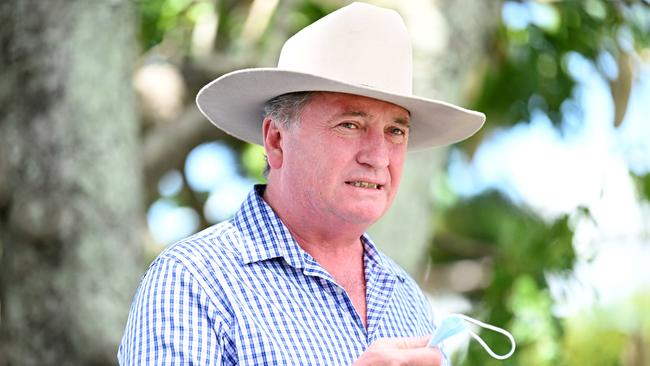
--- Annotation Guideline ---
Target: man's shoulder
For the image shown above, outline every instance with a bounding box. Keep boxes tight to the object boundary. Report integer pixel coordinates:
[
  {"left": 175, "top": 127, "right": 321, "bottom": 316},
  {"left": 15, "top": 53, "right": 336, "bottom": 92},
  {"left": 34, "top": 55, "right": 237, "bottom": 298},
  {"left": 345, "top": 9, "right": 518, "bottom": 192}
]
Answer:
[{"left": 154, "top": 220, "right": 246, "bottom": 277}]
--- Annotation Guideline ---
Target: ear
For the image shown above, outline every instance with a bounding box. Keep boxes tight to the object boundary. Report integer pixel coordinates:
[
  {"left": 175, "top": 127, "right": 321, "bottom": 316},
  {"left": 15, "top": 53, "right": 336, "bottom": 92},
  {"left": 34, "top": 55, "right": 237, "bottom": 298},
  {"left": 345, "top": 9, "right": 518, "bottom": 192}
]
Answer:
[{"left": 262, "top": 117, "right": 284, "bottom": 169}]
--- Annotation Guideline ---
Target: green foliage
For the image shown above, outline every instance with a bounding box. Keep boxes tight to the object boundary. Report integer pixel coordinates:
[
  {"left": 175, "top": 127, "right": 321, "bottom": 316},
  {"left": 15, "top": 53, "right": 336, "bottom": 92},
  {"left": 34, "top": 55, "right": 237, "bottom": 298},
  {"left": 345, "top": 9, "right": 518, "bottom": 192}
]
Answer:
[
  {"left": 136, "top": 0, "right": 192, "bottom": 48},
  {"left": 436, "top": 191, "right": 574, "bottom": 273},
  {"left": 560, "top": 291, "right": 650, "bottom": 366},
  {"left": 632, "top": 172, "right": 650, "bottom": 201},
  {"left": 562, "top": 315, "right": 628, "bottom": 366},
  {"left": 507, "top": 276, "right": 561, "bottom": 365},
  {"left": 241, "top": 143, "right": 267, "bottom": 183},
  {"left": 472, "top": 0, "right": 650, "bottom": 128},
  {"left": 135, "top": 0, "right": 343, "bottom": 53},
  {"left": 439, "top": 2, "right": 650, "bottom": 364},
  {"left": 284, "top": 0, "right": 339, "bottom": 32},
  {"left": 433, "top": 191, "right": 575, "bottom": 365}
]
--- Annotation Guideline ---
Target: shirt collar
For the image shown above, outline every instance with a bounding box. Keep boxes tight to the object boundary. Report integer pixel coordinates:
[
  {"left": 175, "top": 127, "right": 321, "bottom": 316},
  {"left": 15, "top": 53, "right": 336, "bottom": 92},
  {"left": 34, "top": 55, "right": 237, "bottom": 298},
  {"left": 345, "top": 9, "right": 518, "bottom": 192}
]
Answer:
[
  {"left": 232, "top": 184, "right": 405, "bottom": 282},
  {"left": 361, "top": 233, "right": 406, "bottom": 283},
  {"left": 233, "top": 185, "right": 306, "bottom": 268}
]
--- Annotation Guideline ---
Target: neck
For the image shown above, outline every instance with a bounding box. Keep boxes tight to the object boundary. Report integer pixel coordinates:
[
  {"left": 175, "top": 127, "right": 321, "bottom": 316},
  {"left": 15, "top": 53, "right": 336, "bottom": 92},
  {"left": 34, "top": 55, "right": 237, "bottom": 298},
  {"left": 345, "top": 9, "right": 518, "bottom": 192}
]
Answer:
[{"left": 262, "top": 182, "right": 366, "bottom": 260}]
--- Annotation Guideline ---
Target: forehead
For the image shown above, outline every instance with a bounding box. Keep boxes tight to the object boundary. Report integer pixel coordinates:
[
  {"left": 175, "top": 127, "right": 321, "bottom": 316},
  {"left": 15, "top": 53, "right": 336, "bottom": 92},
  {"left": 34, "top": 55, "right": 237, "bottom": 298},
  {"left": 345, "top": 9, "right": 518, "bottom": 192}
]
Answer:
[{"left": 304, "top": 92, "right": 410, "bottom": 120}]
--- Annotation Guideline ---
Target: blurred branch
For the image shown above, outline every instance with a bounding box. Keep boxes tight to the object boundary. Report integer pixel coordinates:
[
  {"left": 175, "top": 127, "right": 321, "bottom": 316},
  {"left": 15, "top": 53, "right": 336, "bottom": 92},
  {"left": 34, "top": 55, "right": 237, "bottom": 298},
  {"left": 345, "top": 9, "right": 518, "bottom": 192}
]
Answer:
[
  {"left": 184, "top": 52, "right": 261, "bottom": 90},
  {"left": 241, "top": 0, "right": 280, "bottom": 46},
  {"left": 421, "top": 257, "right": 493, "bottom": 294},
  {"left": 141, "top": 105, "right": 226, "bottom": 203},
  {"left": 178, "top": 170, "right": 210, "bottom": 230},
  {"left": 184, "top": 0, "right": 301, "bottom": 89}
]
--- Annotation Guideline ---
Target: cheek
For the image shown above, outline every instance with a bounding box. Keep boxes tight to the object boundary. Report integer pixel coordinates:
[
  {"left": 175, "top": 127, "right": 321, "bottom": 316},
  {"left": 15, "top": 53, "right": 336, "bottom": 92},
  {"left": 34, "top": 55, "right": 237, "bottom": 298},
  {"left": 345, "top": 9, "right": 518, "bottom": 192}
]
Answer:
[
  {"left": 286, "top": 147, "right": 328, "bottom": 189},
  {"left": 283, "top": 136, "right": 316, "bottom": 177},
  {"left": 310, "top": 140, "right": 347, "bottom": 175}
]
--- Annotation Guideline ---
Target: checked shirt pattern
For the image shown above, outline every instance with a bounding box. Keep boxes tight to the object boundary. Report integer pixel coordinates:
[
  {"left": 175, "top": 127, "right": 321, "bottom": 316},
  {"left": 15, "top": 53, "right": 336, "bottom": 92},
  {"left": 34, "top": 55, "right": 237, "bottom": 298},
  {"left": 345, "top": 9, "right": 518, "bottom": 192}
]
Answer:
[{"left": 119, "top": 185, "right": 449, "bottom": 365}]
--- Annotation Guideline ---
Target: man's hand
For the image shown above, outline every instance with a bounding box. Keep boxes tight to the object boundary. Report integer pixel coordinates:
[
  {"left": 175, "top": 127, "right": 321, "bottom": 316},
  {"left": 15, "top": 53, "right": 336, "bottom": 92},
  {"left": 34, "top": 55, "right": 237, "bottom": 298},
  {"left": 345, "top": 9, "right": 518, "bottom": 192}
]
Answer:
[{"left": 352, "top": 336, "right": 442, "bottom": 366}]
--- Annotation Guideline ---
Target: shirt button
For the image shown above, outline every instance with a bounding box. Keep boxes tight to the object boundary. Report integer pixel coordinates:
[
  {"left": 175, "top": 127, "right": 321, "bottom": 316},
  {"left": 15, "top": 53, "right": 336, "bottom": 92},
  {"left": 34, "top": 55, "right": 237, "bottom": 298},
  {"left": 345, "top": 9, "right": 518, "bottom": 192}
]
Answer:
[{"left": 335, "top": 287, "right": 345, "bottom": 295}]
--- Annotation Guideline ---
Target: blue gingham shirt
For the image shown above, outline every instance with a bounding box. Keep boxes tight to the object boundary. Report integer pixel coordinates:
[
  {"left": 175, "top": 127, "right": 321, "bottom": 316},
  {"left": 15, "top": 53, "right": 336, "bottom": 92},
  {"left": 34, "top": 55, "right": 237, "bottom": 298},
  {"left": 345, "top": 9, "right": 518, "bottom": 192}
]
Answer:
[{"left": 119, "top": 185, "right": 448, "bottom": 365}]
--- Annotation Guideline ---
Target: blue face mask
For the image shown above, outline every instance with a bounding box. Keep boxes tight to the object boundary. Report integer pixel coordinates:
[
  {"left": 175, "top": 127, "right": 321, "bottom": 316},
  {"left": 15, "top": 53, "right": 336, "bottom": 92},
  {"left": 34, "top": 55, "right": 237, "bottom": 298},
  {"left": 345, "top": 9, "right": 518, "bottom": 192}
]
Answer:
[{"left": 427, "top": 314, "right": 516, "bottom": 360}]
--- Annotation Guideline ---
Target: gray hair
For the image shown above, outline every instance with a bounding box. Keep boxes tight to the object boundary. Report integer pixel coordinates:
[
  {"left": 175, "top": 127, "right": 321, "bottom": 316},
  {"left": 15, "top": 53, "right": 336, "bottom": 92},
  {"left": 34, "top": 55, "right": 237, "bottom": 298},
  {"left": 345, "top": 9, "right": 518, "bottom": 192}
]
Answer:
[
  {"left": 262, "top": 91, "right": 314, "bottom": 177},
  {"left": 263, "top": 91, "right": 314, "bottom": 128}
]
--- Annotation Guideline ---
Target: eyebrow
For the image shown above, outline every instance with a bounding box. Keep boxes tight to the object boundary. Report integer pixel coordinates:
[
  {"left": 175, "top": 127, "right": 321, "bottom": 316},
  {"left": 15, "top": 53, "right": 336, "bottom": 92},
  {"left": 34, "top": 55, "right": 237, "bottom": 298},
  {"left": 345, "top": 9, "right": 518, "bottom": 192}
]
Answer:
[
  {"left": 338, "top": 111, "right": 411, "bottom": 128},
  {"left": 394, "top": 116, "right": 411, "bottom": 128}
]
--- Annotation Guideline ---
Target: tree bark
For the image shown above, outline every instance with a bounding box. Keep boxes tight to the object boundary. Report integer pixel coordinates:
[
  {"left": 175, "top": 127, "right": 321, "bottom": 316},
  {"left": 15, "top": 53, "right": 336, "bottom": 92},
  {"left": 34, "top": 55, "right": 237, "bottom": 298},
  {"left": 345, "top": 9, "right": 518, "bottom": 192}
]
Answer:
[{"left": 0, "top": 0, "right": 143, "bottom": 364}]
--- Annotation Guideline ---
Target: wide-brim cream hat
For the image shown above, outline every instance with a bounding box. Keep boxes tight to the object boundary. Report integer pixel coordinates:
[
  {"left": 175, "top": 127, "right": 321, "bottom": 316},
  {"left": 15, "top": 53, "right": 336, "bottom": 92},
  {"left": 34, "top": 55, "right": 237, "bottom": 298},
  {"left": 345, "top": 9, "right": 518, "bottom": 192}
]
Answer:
[{"left": 196, "top": 2, "right": 485, "bottom": 150}]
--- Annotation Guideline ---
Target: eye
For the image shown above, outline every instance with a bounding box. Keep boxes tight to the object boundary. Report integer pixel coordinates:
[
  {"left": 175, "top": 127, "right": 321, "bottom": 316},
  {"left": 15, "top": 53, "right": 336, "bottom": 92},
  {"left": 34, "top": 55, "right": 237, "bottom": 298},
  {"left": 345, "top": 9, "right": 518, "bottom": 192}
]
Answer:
[
  {"left": 389, "top": 127, "right": 406, "bottom": 136},
  {"left": 338, "top": 121, "right": 358, "bottom": 129}
]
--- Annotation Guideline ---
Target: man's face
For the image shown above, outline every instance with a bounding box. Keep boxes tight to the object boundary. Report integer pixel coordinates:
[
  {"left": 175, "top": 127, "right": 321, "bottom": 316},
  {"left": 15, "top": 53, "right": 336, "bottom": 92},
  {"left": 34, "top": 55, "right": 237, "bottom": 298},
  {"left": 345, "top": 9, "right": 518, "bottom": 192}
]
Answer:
[{"left": 272, "top": 92, "right": 410, "bottom": 227}]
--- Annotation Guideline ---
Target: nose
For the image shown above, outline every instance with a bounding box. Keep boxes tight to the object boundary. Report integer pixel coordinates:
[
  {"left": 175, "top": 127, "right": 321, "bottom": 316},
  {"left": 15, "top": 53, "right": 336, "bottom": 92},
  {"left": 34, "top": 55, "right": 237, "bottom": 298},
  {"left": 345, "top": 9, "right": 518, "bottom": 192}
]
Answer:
[{"left": 356, "top": 129, "right": 389, "bottom": 169}]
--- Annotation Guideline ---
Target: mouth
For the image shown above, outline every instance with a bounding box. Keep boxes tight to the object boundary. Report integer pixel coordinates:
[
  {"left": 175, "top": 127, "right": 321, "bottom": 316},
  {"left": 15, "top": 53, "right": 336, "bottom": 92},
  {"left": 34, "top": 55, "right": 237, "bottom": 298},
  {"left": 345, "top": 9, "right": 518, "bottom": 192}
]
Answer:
[{"left": 345, "top": 181, "right": 383, "bottom": 190}]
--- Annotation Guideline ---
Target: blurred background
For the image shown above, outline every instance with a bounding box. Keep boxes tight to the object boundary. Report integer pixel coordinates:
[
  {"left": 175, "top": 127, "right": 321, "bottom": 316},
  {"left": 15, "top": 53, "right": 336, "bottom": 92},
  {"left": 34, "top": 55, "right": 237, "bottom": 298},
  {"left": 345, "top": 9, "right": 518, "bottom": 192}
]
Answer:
[{"left": 1, "top": 0, "right": 649, "bottom": 365}]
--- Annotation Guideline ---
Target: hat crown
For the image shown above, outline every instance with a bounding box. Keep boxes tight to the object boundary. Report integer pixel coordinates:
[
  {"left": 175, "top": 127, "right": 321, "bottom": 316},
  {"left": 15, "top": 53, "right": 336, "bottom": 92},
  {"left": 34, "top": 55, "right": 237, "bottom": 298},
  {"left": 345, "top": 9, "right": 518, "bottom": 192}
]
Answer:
[{"left": 277, "top": 2, "right": 413, "bottom": 95}]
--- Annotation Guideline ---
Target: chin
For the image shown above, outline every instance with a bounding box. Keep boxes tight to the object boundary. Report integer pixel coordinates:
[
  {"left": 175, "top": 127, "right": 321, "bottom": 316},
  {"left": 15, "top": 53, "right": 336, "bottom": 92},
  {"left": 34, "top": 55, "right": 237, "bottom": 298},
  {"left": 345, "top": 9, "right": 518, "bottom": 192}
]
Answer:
[{"left": 337, "top": 205, "right": 386, "bottom": 226}]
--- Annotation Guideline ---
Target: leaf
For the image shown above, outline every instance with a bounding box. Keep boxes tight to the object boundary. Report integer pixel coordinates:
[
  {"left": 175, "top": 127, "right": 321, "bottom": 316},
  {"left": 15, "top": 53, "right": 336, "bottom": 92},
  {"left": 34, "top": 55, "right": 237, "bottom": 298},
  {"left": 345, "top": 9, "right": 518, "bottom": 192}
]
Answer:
[{"left": 610, "top": 51, "right": 633, "bottom": 127}]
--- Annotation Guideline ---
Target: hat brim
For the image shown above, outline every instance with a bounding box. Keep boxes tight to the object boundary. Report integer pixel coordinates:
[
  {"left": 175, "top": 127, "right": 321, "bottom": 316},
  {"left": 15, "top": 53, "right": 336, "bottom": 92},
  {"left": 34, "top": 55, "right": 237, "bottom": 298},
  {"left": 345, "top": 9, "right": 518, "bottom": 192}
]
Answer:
[{"left": 196, "top": 68, "right": 485, "bottom": 151}]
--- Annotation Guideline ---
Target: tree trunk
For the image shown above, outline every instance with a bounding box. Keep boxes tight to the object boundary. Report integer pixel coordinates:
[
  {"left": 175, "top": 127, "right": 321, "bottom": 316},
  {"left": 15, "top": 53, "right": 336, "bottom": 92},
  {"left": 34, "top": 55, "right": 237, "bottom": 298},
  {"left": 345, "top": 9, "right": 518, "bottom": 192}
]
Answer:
[
  {"left": 0, "top": 0, "right": 143, "bottom": 364},
  {"left": 369, "top": 0, "right": 500, "bottom": 278}
]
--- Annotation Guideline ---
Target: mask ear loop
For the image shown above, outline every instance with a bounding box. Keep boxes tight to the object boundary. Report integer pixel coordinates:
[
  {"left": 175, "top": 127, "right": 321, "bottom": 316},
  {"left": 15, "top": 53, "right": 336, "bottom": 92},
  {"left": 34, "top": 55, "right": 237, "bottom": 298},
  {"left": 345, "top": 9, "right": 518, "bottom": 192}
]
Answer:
[{"left": 454, "top": 314, "right": 516, "bottom": 360}]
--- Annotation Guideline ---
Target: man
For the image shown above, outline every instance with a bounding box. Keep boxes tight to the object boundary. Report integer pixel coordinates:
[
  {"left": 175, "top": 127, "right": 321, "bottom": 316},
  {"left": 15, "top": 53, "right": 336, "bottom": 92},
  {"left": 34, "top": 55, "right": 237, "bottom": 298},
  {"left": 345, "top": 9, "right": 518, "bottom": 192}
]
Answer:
[{"left": 119, "top": 2, "right": 484, "bottom": 365}]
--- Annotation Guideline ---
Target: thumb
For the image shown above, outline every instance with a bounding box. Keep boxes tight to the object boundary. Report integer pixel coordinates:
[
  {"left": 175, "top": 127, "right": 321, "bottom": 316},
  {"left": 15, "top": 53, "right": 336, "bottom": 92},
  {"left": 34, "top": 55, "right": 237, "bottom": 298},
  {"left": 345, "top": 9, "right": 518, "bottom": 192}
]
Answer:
[
  {"left": 397, "top": 335, "right": 433, "bottom": 349},
  {"left": 372, "top": 335, "right": 432, "bottom": 350}
]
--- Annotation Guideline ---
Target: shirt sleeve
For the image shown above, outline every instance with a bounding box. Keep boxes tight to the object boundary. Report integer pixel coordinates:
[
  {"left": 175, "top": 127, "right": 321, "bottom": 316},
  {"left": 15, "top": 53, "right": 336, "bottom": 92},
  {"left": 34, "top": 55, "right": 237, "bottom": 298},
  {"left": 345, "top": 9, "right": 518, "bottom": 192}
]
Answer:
[{"left": 118, "top": 256, "right": 230, "bottom": 365}]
